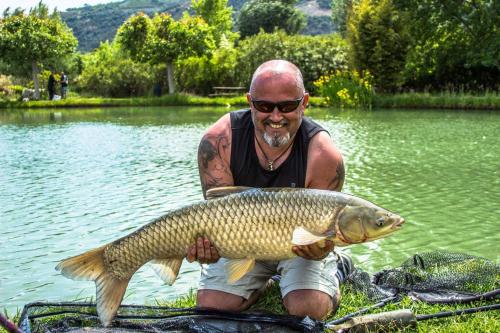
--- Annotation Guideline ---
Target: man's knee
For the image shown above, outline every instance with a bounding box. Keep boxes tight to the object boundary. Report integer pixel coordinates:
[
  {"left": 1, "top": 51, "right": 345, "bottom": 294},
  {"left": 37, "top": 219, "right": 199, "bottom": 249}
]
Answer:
[
  {"left": 197, "top": 289, "right": 248, "bottom": 312},
  {"left": 283, "top": 289, "right": 340, "bottom": 320}
]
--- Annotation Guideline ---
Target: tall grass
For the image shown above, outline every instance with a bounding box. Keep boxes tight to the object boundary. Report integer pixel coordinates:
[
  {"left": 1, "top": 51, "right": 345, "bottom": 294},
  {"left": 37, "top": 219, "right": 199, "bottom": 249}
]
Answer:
[
  {"left": 0, "top": 92, "right": 498, "bottom": 111},
  {"left": 0, "top": 94, "right": 248, "bottom": 109},
  {"left": 374, "top": 92, "right": 500, "bottom": 110}
]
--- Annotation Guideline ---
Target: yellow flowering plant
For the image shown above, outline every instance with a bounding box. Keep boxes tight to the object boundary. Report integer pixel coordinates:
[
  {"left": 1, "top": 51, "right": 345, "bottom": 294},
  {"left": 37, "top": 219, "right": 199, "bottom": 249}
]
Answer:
[{"left": 314, "top": 70, "right": 373, "bottom": 109}]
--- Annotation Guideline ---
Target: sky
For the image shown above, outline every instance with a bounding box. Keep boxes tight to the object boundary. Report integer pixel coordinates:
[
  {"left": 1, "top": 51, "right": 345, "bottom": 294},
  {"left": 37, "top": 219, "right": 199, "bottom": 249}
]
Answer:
[{"left": 0, "top": 1, "right": 118, "bottom": 14}]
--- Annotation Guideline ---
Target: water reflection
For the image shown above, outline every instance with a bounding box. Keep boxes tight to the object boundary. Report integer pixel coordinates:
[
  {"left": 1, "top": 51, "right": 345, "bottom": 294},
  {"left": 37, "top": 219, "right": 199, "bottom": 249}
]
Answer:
[{"left": 0, "top": 107, "right": 498, "bottom": 312}]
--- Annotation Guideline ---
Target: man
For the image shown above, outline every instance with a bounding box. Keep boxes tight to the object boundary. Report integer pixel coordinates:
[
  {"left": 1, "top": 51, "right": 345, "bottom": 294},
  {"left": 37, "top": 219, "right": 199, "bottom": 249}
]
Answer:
[
  {"left": 188, "top": 60, "right": 346, "bottom": 320},
  {"left": 47, "top": 71, "right": 56, "bottom": 100},
  {"left": 60, "top": 72, "right": 69, "bottom": 99}
]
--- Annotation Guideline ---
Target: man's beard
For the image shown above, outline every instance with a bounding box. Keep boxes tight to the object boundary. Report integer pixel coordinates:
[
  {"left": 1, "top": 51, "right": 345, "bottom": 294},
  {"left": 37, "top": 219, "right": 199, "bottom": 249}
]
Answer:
[{"left": 263, "top": 131, "right": 290, "bottom": 148}]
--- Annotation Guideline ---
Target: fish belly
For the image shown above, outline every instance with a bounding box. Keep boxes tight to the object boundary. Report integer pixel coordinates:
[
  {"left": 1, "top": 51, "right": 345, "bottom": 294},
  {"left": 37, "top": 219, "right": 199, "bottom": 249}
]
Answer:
[{"left": 104, "top": 190, "right": 334, "bottom": 278}]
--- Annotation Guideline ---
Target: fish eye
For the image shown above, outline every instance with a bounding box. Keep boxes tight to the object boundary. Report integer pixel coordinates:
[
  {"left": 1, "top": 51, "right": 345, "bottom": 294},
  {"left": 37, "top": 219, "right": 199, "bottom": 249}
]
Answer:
[{"left": 376, "top": 217, "right": 385, "bottom": 227}]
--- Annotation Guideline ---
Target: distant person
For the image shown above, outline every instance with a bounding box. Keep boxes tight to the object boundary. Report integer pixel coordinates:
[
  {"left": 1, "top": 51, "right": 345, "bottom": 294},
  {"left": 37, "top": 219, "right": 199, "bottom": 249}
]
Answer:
[
  {"left": 60, "top": 72, "right": 69, "bottom": 99},
  {"left": 47, "top": 71, "right": 56, "bottom": 100},
  {"left": 153, "top": 83, "right": 162, "bottom": 97}
]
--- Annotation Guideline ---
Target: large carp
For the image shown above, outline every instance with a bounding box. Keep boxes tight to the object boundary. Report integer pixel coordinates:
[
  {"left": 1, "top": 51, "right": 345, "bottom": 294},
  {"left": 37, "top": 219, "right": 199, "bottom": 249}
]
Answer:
[{"left": 56, "top": 187, "right": 405, "bottom": 326}]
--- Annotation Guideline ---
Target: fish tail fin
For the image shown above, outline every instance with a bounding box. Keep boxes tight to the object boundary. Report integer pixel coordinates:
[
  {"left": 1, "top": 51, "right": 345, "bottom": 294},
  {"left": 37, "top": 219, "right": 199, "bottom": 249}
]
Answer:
[
  {"left": 95, "top": 272, "right": 130, "bottom": 326},
  {"left": 56, "top": 245, "right": 107, "bottom": 281},
  {"left": 56, "top": 246, "right": 130, "bottom": 326}
]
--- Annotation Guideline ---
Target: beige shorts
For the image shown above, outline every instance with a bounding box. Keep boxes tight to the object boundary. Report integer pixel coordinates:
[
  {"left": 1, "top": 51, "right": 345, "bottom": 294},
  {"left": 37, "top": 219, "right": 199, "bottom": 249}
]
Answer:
[{"left": 198, "top": 253, "right": 339, "bottom": 299}]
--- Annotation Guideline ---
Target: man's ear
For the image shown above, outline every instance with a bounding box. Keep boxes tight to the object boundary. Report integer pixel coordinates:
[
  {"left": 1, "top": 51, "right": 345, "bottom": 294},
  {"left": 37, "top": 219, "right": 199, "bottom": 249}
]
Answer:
[
  {"left": 246, "top": 93, "right": 252, "bottom": 106},
  {"left": 303, "top": 92, "right": 310, "bottom": 111}
]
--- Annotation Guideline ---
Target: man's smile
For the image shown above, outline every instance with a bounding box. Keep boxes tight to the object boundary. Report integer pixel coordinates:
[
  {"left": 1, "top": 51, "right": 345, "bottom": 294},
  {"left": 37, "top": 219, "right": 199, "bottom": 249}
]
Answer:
[{"left": 269, "top": 123, "right": 284, "bottom": 129}]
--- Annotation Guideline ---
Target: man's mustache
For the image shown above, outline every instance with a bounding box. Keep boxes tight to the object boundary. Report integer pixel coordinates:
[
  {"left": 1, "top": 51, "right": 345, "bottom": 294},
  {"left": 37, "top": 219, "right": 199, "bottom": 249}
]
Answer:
[{"left": 264, "top": 119, "right": 288, "bottom": 126}]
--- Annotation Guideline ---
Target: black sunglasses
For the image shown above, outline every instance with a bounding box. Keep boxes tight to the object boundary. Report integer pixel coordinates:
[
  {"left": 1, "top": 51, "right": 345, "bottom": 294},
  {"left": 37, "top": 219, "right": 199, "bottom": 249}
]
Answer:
[{"left": 250, "top": 96, "right": 304, "bottom": 113}]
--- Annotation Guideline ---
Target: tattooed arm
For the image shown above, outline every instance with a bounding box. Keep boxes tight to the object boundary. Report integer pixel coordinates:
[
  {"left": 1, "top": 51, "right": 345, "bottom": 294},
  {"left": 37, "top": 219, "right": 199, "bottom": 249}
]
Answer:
[
  {"left": 197, "top": 114, "right": 234, "bottom": 198},
  {"left": 294, "top": 131, "right": 345, "bottom": 261},
  {"left": 188, "top": 114, "right": 234, "bottom": 264},
  {"left": 305, "top": 131, "right": 345, "bottom": 191}
]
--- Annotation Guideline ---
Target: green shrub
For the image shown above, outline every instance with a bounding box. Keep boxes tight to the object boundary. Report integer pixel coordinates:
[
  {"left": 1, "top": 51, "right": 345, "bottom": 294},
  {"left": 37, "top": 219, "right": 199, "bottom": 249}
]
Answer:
[
  {"left": 236, "top": 30, "right": 349, "bottom": 93},
  {"left": 347, "top": 0, "right": 410, "bottom": 92},
  {"left": 175, "top": 45, "right": 238, "bottom": 96},
  {"left": 314, "top": 69, "right": 373, "bottom": 109},
  {"left": 77, "top": 41, "right": 154, "bottom": 97}
]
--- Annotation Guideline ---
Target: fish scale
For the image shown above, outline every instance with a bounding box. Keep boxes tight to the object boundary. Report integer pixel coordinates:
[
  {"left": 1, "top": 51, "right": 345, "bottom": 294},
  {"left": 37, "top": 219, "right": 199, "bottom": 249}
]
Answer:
[{"left": 56, "top": 187, "right": 404, "bottom": 326}]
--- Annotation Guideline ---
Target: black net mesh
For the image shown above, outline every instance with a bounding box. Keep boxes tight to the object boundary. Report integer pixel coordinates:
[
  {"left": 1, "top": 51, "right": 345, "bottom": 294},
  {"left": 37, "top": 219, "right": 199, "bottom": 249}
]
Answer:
[
  {"left": 17, "top": 251, "right": 499, "bottom": 332},
  {"left": 18, "top": 303, "right": 324, "bottom": 333},
  {"left": 347, "top": 251, "right": 500, "bottom": 303}
]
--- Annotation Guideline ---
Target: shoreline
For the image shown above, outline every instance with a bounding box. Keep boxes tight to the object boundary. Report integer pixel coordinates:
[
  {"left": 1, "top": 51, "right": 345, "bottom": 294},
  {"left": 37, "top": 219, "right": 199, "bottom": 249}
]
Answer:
[{"left": 0, "top": 93, "right": 498, "bottom": 110}]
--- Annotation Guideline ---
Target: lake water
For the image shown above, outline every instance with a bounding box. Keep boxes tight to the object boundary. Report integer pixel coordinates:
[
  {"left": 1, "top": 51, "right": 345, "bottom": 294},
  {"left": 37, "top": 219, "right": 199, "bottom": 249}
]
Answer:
[{"left": 1, "top": 106, "right": 499, "bottom": 312}]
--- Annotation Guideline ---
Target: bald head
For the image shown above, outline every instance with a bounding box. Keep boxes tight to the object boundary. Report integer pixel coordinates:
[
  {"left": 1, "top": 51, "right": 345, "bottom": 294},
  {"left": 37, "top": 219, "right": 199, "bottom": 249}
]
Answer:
[{"left": 249, "top": 60, "right": 305, "bottom": 95}]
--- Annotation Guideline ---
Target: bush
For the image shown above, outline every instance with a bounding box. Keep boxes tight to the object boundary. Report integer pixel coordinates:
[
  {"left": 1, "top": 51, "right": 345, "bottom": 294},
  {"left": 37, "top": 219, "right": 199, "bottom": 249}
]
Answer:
[
  {"left": 235, "top": 30, "right": 349, "bottom": 93},
  {"left": 314, "top": 69, "right": 373, "bottom": 108},
  {"left": 77, "top": 41, "right": 154, "bottom": 97},
  {"left": 347, "top": 0, "right": 409, "bottom": 92},
  {"left": 175, "top": 45, "right": 238, "bottom": 96},
  {"left": 0, "top": 75, "right": 13, "bottom": 100}
]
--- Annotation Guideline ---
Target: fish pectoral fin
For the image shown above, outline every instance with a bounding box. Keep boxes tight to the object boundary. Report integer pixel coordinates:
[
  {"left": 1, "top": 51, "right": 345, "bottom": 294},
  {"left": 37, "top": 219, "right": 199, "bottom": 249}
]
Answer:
[
  {"left": 224, "top": 258, "right": 255, "bottom": 284},
  {"left": 150, "top": 258, "right": 183, "bottom": 285},
  {"left": 292, "top": 227, "right": 328, "bottom": 246},
  {"left": 206, "top": 186, "right": 254, "bottom": 200}
]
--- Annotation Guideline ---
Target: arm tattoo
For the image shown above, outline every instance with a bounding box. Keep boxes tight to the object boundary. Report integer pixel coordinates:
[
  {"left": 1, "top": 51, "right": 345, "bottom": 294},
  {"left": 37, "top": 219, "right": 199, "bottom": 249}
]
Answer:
[
  {"left": 199, "top": 139, "right": 217, "bottom": 169},
  {"left": 198, "top": 135, "right": 232, "bottom": 196},
  {"left": 328, "top": 160, "right": 345, "bottom": 191}
]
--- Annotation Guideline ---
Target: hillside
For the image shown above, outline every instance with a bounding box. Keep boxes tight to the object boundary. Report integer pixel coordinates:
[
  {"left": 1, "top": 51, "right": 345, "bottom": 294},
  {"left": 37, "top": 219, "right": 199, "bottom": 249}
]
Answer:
[{"left": 61, "top": 0, "right": 334, "bottom": 52}]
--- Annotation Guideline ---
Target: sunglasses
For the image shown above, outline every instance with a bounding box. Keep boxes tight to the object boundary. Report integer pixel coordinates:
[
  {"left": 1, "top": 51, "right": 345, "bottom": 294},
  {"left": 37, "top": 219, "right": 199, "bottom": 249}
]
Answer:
[{"left": 250, "top": 96, "right": 304, "bottom": 113}]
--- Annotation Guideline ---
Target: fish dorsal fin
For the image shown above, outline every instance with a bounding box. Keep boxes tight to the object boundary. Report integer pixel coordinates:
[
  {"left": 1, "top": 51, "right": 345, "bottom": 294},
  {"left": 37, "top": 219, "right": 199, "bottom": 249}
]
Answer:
[
  {"left": 292, "top": 227, "right": 328, "bottom": 246},
  {"left": 206, "top": 186, "right": 254, "bottom": 200},
  {"left": 224, "top": 258, "right": 255, "bottom": 284},
  {"left": 150, "top": 258, "right": 183, "bottom": 285}
]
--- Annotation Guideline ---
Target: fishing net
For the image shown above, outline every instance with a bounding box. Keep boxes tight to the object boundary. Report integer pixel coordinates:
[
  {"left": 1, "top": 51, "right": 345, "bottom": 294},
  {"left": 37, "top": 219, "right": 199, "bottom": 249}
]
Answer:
[
  {"left": 17, "top": 303, "right": 324, "bottom": 333},
  {"left": 346, "top": 251, "right": 500, "bottom": 303},
  {"left": 16, "top": 251, "right": 499, "bottom": 332}
]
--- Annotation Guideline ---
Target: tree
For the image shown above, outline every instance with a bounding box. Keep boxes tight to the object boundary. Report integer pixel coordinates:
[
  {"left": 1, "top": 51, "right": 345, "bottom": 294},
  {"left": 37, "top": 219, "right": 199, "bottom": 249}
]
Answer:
[
  {"left": 115, "top": 12, "right": 153, "bottom": 63},
  {"left": 117, "top": 13, "right": 214, "bottom": 94},
  {"left": 237, "top": 0, "right": 306, "bottom": 39},
  {"left": 331, "top": 0, "right": 358, "bottom": 37},
  {"left": 0, "top": 2, "right": 78, "bottom": 99},
  {"left": 394, "top": 0, "right": 499, "bottom": 90},
  {"left": 77, "top": 41, "right": 154, "bottom": 97},
  {"left": 347, "top": 0, "right": 409, "bottom": 92},
  {"left": 191, "top": 0, "right": 238, "bottom": 46}
]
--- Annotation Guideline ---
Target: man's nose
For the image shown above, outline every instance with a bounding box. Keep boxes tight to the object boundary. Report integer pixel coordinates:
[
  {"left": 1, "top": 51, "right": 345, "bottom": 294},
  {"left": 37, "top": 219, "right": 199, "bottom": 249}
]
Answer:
[{"left": 269, "top": 106, "right": 283, "bottom": 121}]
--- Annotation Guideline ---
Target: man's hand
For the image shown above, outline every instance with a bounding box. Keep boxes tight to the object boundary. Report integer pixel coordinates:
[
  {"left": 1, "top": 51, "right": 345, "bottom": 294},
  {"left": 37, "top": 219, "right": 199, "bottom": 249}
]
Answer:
[
  {"left": 292, "top": 240, "right": 334, "bottom": 260},
  {"left": 186, "top": 237, "right": 220, "bottom": 264}
]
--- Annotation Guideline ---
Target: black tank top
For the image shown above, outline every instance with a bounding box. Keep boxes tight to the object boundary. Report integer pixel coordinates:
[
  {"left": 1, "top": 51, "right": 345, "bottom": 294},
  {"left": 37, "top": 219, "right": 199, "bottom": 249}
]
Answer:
[{"left": 230, "top": 109, "right": 327, "bottom": 188}]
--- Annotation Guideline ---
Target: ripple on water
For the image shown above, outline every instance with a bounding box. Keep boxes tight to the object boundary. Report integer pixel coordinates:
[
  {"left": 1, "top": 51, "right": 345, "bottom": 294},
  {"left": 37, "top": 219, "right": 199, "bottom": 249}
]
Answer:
[{"left": 0, "top": 108, "right": 498, "bottom": 312}]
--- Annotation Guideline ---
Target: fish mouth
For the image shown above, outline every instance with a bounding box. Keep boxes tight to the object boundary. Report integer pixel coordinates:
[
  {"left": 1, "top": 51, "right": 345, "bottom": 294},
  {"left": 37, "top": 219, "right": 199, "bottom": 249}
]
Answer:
[{"left": 391, "top": 218, "right": 405, "bottom": 229}]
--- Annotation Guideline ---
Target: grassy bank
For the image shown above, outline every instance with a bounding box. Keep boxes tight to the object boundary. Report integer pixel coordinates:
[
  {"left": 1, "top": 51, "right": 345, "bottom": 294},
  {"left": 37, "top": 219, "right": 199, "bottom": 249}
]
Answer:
[
  {"left": 373, "top": 92, "right": 499, "bottom": 110},
  {"left": 0, "top": 94, "right": 248, "bottom": 109},
  {"left": 167, "top": 284, "right": 499, "bottom": 333},
  {"left": 2, "top": 284, "right": 498, "bottom": 332},
  {"left": 1, "top": 93, "right": 498, "bottom": 110}
]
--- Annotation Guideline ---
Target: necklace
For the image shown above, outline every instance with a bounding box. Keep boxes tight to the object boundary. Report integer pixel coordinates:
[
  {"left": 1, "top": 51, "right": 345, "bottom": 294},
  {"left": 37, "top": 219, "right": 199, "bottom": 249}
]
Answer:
[{"left": 254, "top": 136, "right": 294, "bottom": 171}]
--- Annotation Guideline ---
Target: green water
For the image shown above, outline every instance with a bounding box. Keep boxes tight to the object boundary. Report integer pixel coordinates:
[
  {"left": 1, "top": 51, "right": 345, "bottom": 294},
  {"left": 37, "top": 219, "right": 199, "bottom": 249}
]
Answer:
[{"left": 1, "top": 107, "right": 498, "bottom": 312}]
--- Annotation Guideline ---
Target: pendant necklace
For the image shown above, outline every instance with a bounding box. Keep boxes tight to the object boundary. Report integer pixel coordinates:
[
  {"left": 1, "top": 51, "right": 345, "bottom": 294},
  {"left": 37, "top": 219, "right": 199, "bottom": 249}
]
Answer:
[{"left": 254, "top": 136, "right": 294, "bottom": 171}]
